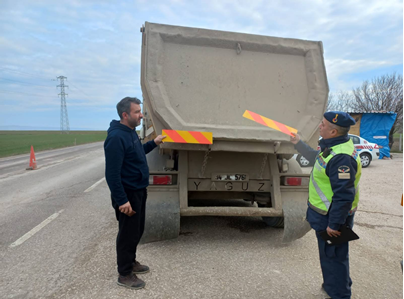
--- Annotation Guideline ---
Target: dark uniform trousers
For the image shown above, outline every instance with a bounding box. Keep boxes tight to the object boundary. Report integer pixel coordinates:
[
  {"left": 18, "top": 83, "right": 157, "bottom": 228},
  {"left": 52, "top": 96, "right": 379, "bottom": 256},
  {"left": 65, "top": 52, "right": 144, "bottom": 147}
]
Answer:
[
  {"left": 113, "top": 188, "right": 147, "bottom": 276},
  {"left": 315, "top": 214, "right": 354, "bottom": 299}
]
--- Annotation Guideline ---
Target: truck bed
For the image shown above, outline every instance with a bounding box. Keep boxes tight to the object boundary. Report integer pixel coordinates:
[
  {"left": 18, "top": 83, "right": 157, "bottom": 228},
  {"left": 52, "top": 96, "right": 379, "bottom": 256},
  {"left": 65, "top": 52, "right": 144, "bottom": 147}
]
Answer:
[{"left": 141, "top": 22, "right": 328, "bottom": 151}]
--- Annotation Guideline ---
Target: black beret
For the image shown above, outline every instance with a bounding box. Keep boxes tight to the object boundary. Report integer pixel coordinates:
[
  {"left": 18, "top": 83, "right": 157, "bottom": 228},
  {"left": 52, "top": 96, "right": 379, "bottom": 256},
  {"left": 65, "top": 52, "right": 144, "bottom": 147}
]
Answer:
[{"left": 324, "top": 111, "right": 356, "bottom": 127}]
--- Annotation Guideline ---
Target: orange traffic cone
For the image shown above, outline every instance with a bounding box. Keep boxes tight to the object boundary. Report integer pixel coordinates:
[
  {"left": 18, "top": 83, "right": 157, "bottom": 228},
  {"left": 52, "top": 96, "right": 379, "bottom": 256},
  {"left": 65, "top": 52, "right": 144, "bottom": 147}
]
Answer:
[{"left": 26, "top": 145, "right": 37, "bottom": 170}]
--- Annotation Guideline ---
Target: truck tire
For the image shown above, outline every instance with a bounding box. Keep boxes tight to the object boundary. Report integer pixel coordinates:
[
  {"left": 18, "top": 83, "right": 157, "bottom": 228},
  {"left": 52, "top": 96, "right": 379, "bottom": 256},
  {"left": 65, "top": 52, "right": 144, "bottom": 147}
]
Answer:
[
  {"left": 257, "top": 202, "right": 285, "bottom": 228},
  {"left": 360, "top": 153, "right": 372, "bottom": 168},
  {"left": 262, "top": 216, "right": 284, "bottom": 228}
]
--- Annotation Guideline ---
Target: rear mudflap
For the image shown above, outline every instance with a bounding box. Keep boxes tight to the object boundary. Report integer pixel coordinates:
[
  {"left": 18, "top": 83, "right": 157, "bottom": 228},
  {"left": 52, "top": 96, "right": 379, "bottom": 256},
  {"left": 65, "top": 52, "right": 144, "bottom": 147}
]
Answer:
[
  {"left": 140, "top": 188, "right": 180, "bottom": 244},
  {"left": 282, "top": 191, "right": 311, "bottom": 243}
]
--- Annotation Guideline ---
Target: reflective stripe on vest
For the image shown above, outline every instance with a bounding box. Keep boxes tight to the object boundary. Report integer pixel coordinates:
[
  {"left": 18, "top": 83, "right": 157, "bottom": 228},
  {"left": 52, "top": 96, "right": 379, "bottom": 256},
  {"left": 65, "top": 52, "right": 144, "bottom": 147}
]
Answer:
[
  {"left": 310, "top": 170, "right": 331, "bottom": 212},
  {"left": 308, "top": 139, "right": 362, "bottom": 215}
]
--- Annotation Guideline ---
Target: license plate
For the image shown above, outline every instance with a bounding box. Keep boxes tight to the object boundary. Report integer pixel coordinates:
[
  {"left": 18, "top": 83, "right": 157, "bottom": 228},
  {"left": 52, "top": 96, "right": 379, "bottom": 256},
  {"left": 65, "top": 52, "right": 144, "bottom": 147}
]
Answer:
[
  {"left": 212, "top": 173, "right": 249, "bottom": 181},
  {"left": 189, "top": 179, "right": 269, "bottom": 192}
]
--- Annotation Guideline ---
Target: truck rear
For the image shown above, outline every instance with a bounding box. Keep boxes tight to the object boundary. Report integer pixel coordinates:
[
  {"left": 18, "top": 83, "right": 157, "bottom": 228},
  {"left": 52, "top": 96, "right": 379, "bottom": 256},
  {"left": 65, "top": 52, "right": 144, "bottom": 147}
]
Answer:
[{"left": 139, "top": 22, "right": 328, "bottom": 243}]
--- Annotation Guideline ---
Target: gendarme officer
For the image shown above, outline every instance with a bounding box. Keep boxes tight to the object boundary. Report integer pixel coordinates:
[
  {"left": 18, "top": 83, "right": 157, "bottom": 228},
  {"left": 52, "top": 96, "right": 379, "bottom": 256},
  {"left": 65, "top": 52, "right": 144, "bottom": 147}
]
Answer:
[{"left": 290, "top": 111, "right": 362, "bottom": 299}]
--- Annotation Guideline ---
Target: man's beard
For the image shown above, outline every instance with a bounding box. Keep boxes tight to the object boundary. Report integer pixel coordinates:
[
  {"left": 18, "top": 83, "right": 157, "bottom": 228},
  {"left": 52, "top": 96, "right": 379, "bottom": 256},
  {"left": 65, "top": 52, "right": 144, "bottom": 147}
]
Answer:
[{"left": 128, "top": 117, "right": 140, "bottom": 128}]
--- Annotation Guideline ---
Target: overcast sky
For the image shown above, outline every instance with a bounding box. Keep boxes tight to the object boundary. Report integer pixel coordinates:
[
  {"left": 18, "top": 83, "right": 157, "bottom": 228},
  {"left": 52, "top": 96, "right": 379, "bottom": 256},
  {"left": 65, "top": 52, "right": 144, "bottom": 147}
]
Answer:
[{"left": 0, "top": 0, "right": 402, "bottom": 130}]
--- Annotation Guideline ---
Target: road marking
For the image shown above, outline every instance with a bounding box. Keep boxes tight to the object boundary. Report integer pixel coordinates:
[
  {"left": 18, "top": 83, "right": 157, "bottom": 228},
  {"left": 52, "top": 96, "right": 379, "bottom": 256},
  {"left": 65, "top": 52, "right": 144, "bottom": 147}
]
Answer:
[
  {"left": 9, "top": 210, "right": 64, "bottom": 248},
  {"left": 84, "top": 177, "right": 105, "bottom": 193}
]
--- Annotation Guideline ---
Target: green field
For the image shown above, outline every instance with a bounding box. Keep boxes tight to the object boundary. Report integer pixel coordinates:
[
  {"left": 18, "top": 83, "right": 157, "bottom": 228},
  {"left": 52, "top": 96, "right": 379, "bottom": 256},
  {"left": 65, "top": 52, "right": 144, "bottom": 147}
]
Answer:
[{"left": 0, "top": 131, "right": 107, "bottom": 158}]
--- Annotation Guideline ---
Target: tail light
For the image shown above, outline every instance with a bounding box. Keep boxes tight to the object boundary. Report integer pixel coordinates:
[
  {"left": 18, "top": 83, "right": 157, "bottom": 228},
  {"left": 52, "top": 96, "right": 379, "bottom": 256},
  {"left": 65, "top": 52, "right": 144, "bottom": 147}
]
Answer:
[
  {"left": 282, "top": 177, "right": 310, "bottom": 186},
  {"left": 374, "top": 144, "right": 381, "bottom": 149},
  {"left": 149, "top": 175, "right": 172, "bottom": 185}
]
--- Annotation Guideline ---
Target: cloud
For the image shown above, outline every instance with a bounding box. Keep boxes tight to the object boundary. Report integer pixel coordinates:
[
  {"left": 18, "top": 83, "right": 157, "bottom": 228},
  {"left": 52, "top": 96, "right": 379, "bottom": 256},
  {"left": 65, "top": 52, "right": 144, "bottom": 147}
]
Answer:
[{"left": 0, "top": 0, "right": 402, "bottom": 129}]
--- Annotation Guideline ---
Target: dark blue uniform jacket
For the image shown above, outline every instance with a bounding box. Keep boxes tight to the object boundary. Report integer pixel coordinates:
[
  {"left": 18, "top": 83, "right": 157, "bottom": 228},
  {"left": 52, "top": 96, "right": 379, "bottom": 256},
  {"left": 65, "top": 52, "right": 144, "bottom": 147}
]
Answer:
[
  {"left": 295, "top": 135, "right": 358, "bottom": 231},
  {"left": 104, "top": 120, "right": 157, "bottom": 206}
]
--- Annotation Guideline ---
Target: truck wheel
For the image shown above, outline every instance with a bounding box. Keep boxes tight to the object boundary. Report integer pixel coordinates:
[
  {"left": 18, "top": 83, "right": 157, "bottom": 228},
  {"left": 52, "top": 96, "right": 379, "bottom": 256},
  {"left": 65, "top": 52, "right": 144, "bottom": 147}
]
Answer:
[
  {"left": 257, "top": 202, "right": 285, "bottom": 228},
  {"left": 262, "top": 216, "right": 284, "bottom": 228},
  {"left": 296, "top": 154, "right": 310, "bottom": 167},
  {"left": 360, "top": 153, "right": 371, "bottom": 168}
]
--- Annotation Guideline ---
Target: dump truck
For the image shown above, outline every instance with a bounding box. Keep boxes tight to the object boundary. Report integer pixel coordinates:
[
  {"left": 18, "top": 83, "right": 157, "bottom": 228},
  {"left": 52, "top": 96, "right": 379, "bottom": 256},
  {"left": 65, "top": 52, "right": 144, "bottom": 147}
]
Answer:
[{"left": 139, "top": 22, "right": 328, "bottom": 243}]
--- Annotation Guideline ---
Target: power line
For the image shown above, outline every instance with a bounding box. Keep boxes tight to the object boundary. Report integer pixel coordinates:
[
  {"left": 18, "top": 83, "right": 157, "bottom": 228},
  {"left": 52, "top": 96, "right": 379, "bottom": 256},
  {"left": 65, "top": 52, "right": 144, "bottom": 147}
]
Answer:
[
  {"left": 0, "top": 89, "right": 56, "bottom": 98},
  {"left": 0, "top": 77, "right": 53, "bottom": 88},
  {"left": 0, "top": 67, "right": 47, "bottom": 79},
  {"left": 0, "top": 68, "right": 94, "bottom": 99},
  {"left": 68, "top": 81, "right": 92, "bottom": 98}
]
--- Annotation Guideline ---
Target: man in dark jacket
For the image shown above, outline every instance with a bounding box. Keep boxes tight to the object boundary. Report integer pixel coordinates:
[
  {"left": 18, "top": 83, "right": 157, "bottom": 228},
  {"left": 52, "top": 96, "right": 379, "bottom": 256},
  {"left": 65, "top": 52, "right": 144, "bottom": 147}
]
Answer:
[
  {"left": 290, "top": 111, "right": 361, "bottom": 299},
  {"left": 104, "top": 97, "right": 165, "bottom": 289}
]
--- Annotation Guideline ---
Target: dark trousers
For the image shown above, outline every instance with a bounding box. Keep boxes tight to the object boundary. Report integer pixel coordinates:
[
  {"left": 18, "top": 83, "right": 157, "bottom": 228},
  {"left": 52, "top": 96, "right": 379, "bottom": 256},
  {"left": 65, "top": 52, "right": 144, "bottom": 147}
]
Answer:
[
  {"left": 113, "top": 188, "right": 147, "bottom": 276},
  {"left": 316, "top": 215, "right": 354, "bottom": 299}
]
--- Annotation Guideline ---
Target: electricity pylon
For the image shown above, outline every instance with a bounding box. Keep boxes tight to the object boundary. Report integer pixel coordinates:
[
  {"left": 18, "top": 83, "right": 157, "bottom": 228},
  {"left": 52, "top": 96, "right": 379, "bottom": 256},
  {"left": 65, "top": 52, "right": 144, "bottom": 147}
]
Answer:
[{"left": 57, "top": 76, "right": 70, "bottom": 133}]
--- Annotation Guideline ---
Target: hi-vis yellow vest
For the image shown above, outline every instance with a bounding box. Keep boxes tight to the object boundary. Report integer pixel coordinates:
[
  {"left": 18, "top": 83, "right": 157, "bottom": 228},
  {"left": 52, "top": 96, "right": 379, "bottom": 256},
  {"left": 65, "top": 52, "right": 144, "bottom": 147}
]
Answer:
[{"left": 309, "top": 140, "right": 362, "bottom": 215}]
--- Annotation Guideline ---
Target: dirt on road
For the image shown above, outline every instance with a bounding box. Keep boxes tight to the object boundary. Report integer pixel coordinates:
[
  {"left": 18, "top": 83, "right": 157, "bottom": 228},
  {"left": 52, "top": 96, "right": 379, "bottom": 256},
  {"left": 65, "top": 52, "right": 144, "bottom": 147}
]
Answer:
[{"left": 43, "top": 154, "right": 403, "bottom": 299}]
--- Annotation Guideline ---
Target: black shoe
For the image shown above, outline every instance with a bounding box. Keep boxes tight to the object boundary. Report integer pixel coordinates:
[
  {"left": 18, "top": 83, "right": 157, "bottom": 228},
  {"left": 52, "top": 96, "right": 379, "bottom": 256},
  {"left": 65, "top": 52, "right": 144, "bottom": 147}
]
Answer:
[
  {"left": 117, "top": 274, "right": 146, "bottom": 289},
  {"left": 132, "top": 261, "right": 150, "bottom": 274}
]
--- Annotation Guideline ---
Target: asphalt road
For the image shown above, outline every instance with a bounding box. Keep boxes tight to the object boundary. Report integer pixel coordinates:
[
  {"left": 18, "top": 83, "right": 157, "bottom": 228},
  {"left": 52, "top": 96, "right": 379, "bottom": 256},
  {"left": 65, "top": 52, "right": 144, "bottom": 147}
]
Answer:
[
  {"left": 0, "top": 144, "right": 402, "bottom": 299},
  {"left": 0, "top": 142, "right": 104, "bottom": 179}
]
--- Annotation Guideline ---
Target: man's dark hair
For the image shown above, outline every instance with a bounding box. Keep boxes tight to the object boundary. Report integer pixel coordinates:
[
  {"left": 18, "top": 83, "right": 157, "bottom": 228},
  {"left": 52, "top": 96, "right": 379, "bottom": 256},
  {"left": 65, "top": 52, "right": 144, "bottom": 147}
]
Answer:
[{"left": 116, "top": 97, "right": 142, "bottom": 119}]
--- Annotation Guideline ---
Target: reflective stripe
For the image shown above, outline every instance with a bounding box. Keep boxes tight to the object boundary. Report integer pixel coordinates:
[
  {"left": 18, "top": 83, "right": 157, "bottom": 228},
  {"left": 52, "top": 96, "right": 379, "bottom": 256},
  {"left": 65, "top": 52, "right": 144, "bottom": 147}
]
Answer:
[
  {"left": 333, "top": 148, "right": 358, "bottom": 159},
  {"left": 313, "top": 153, "right": 323, "bottom": 172},
  {"left": 316, "top": 155, "right": 327, "bottom": 169},
  {"left": 308, "top": 201, "right": 328, "bottom": 215},
  {"left": 314, "top": 161, "right": 323, "bottom": 171},
  {"left": 310, "top": 171, "right": 331, "bottom": 210}
]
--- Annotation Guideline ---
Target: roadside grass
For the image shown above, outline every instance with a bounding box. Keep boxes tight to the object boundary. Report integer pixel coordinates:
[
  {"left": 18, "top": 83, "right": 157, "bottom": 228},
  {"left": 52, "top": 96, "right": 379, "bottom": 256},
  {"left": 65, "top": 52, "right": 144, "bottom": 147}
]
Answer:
[{"left": 0, "top": 131, "right": 107, "bottom": 158}]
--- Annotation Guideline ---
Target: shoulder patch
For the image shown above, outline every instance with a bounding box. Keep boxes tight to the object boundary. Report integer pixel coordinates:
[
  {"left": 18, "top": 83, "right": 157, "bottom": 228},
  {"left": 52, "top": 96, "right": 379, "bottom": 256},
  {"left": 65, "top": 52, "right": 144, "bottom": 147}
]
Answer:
[
  {"left": 338, "top": 173, "right": 350, "bottom": 179},
  {"left": 338, "top": 165, "right": 350, "bottom": 173}
]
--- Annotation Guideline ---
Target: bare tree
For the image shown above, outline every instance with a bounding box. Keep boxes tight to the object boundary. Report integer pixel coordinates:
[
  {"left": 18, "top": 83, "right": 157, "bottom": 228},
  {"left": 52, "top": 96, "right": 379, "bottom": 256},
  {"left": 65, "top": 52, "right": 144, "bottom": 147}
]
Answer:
[
  {"left": 350, "top": 73, "right": 403, "bottom": 147},
  {"left": 326, "top": 73, "right": 403, "bottom": 148},
  {"left": 327, "top": 91, "right": 353, "bottom": 111}
]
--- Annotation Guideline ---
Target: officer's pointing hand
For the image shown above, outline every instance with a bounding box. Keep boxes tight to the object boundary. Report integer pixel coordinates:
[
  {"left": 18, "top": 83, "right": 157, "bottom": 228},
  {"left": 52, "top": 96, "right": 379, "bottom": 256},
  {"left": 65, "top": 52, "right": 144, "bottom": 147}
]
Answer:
[
  {"left": 290, "top": 133, "right": 300, "bottom": 145},
  {"left": 326, "top": 226, "right": 341, "bottom": 238},
  {"left": 154, "top": 135, "right": 166, "bottom": 145}
]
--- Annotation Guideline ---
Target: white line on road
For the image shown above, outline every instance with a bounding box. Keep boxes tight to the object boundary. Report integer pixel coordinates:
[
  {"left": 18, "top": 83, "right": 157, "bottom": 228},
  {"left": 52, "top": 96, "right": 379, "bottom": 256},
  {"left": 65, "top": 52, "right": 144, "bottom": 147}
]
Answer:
[
  {"left": 9, "top": 210, "right": 64, "bottom": 248},
  {"left": 84, "top": 177, "right": 105, "bottom": 193}
]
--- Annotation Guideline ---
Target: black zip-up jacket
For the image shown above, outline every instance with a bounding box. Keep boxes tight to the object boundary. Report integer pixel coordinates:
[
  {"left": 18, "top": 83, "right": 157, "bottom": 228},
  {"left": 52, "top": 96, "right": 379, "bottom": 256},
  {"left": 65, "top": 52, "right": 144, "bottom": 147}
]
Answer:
[{"left": 104, "top": 120, "right": 157, "bottom": 206}]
